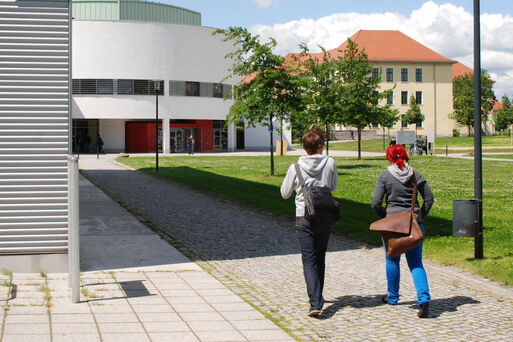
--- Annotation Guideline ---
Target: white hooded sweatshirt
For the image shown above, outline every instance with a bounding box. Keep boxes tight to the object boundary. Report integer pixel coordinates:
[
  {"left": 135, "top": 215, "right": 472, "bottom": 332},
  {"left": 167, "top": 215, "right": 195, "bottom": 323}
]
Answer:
[{"left": 281, "top": 154, "right": 338, "bottom": 217}]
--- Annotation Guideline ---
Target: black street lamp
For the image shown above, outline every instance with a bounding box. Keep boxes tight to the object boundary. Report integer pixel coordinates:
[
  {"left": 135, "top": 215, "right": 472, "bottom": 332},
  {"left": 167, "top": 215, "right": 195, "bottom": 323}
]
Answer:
[{"left": 155, "top": 80, "right": 160, "bottom": 172}]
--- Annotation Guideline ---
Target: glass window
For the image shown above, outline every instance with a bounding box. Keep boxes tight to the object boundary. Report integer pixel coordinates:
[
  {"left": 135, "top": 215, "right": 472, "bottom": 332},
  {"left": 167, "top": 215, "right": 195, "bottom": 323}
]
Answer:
[
  {"left": 387, "top": 91, "right": 394, "bottom": 105},
  {"left": 401, "top": 115, "right": 408, "bottom": 128},
  {"left": 185, "top": 81, "right": 200, "bottom": 96},
  {"left": 418, "top": 120, "right": 423, "bottom": 128},
  {"left": 72, "top": 79, "right": 80, "bottom": 94},
  {"left": 416, "top": 68, "right": 423, "bottom": 82},
  {"left": 386, "top": 68, "right": 393, "bottom": 82},
  {"left": 213, "top": 83, "right": 223, "bottom": 98},
  {"left": 97, "top": 79, "right": 113, "bottom": 94},
  {"left": 80, "top": 79, "right": 96, "bottom": 94},
  {"left": 372, "top": 68, "right": 380, "bottom": 79},
  {"left": 134, "top": 80, "right": 150, "bottom": 95},
  {"left": 401, "top": 91, "right": 408, "bottom": 105},
  {"left": 416, "top": 91, "right": 423, "bottom": 104},
  {"left": 117, "top": 79, "right": 133, "bottom": 94},
  {"left": 401, "top": 68, "right": 408, "bottom": 82}
]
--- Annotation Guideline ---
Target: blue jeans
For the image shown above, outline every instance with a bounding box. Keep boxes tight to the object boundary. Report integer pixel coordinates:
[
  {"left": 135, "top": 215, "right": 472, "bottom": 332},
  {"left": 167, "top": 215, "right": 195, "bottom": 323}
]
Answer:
[
  {"left": 383, "top": 223, "right": 430, "bottom": 305},
  {"left": 296, "top": 218, "right": 331, "bottom": 310}
]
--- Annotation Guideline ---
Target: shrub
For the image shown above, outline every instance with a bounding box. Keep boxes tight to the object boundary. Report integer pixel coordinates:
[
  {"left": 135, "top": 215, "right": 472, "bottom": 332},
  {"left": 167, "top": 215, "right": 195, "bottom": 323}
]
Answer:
[{"left": 452, "top": 129, "right": 461, "bottom": 137}]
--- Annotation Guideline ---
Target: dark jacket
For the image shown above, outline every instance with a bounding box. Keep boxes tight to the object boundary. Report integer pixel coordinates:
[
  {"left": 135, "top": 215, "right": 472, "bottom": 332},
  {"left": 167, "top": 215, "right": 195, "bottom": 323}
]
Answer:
[{"left": 371, "top": 169, "right": 434, "bottom": 223}]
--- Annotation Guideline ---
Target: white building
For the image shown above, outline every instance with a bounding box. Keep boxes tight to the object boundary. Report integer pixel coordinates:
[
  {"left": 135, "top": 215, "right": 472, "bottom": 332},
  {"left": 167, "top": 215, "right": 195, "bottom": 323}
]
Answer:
[{"left": 72, "top": 0, "right": 290, "bottom": 153}]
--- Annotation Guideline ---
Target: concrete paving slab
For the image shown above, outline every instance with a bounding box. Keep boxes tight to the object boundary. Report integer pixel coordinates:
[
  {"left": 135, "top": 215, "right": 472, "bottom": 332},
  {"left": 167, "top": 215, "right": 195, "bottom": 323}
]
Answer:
[
  {"left": 149, "top": 332, "right": 199, "bottom": 342},
  {"left": 101, "top": 333, "right": 150, "bottom": 342},
  {"left": 2, "top": 335, "right": 51, "bottom": 342},
  {"left": 52, "top": 334, "right": 101, "bottom": 342}
]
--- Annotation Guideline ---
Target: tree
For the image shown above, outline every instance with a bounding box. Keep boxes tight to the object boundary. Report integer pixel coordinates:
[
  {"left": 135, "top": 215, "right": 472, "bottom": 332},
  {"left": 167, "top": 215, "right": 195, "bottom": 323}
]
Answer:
[
  {"left": 294, "top": 45, "right": 345, "bottom": 154},
  {"left": 495, "top": 95, "right": 513, "bottom": 131},
  {"left": 376, "top": 104, "right": 400, "bottom": 149},
  {"left": 453, "top": 70, "right": 496, "bottom": 135},
  {"left": 214, "top": 27, "right": 303, "bottom": 175},
  {"left": 338, "top": 39, "right": 385, "bottom": 160},
  {"left": 403, "top": 94, "right": 425, "bottom": 134}
]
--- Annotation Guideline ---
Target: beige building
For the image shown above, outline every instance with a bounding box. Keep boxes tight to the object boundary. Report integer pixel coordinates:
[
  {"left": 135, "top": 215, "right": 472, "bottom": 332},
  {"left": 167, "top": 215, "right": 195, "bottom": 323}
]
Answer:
[{"left": 312, "top": 30, "right": 458, "bottom": 137}]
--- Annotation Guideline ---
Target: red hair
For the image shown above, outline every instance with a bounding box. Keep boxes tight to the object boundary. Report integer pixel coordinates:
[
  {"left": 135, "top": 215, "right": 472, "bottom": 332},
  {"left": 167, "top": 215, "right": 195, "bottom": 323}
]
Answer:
[{"left": 386, "top": 144, "right": 409, "bottom": 169}]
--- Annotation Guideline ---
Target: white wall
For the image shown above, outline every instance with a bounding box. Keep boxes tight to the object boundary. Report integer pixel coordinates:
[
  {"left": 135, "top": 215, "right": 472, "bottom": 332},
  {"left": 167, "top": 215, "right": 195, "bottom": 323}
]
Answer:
[
  {"left": 99, "top": 119, "right": 125, "bottom": 152},
  {"left": 245, "top": 120, "right": 292, "bottom": 151}
]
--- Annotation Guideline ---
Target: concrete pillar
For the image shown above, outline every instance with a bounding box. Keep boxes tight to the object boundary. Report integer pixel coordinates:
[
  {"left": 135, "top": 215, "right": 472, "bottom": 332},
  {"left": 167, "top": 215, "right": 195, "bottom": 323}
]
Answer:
[
  {"left": 227, "top": 122, "right": 236, "bottom": 152},
  {"left": 163, "top": 118, "right": 170, "bottom": 153}
]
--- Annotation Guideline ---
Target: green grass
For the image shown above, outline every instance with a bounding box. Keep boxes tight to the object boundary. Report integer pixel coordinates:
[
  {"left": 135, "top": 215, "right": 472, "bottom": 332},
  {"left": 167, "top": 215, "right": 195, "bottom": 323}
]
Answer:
[
  {"left": 482, "top": 154, "right": 513, "bottom": 160},
  {"left": 119, "top": 155, "right": 513, "bottom": 285},
  {"left": 325, "top": 136, "right": 513, "bottom": 153}
]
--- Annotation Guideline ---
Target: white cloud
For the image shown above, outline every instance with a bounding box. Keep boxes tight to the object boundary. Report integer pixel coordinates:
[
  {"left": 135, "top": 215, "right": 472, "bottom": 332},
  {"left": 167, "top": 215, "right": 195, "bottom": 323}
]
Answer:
[
  {"left": 249, "top": 1, "right": 513, "bottom": 98},
  {"left": 251, "top": 0, "right": 276, "bottom": 8}
]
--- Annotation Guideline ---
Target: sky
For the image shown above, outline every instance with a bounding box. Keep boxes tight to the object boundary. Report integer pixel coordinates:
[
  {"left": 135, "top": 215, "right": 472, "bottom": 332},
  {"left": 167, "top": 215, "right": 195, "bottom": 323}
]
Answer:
[{"left": 163, "top": 0, "right": 513, "bottom": 98}]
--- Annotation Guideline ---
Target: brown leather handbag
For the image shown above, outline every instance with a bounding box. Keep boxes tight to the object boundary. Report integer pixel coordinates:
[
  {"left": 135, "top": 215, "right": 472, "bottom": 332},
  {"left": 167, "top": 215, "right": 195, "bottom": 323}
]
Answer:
[{"left": 370, "top": 170, "right": 424, "bottom": 257}]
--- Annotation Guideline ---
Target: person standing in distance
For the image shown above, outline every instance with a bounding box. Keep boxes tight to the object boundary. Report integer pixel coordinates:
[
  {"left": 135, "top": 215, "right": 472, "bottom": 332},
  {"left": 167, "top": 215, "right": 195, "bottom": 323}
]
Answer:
[{"left": 280, "top": 129, "right": 338, "bottom": 317}]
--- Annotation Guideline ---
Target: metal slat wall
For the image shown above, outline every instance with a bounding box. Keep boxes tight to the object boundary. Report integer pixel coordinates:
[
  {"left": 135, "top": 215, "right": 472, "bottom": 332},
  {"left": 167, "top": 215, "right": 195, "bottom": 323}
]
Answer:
[{"left": 0, "top": 0, "right": 70, "bottom": 254}]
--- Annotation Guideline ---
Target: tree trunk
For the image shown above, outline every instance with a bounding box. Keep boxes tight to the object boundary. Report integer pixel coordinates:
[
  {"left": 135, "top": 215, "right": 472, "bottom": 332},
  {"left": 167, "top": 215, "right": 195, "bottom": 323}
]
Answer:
[
  {"left": 325, "top": 123, "right": 329, "bottom": 155},
  {"left": 383, "top": 127, "right": 386, "bottom": 150},
  {"left": 357, "top": 127, "right": 362, "bottom": 160},
  {"left": 280, "top": 119, "right": 284, "bottom": 156},
  {"left": 269, "top": 115, "right": 274, "bottom": 176}
]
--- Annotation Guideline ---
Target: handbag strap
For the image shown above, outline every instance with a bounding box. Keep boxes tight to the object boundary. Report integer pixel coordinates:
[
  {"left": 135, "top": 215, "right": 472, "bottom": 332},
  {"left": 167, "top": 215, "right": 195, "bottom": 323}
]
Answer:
[
  {"left": 294, "top": 163, "right": 306, "bottom": 188},
  {"left": 410, "top": 170, "right": 417, "bottom": 212}
]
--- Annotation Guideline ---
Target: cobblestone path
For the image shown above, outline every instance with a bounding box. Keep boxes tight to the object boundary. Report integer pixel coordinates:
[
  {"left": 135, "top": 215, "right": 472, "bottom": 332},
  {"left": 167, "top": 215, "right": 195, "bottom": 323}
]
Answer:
[{"left": 81, "top": 158, "right": 513, "bottom": 341}]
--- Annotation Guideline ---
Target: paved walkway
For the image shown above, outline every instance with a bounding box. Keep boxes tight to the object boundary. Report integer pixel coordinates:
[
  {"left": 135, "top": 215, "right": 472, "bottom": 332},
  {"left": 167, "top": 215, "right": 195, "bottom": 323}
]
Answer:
[
  {"left": 0, "top": 168, "right": 292, "bottom": 341},
  {"left": 76, "top": 154, "right": 513, "bottom": 341}
]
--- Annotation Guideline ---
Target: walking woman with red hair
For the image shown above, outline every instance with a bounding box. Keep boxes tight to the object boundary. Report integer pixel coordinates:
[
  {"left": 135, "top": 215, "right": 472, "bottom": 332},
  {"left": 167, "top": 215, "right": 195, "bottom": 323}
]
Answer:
[{"left": 371, "top": 144, "right": 434, "bottom": 318}]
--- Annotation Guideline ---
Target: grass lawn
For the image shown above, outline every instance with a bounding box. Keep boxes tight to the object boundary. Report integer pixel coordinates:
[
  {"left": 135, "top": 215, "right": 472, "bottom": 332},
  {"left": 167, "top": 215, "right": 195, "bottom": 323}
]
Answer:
[
  {"left": 326, "top": 135, "right": 513, "bottom": 153},
  {"left": 119, "top": 155, "right": 513, "bottom": 285},
  {"left": 482, "top": 154, "right": 513, "bottom": 160}
]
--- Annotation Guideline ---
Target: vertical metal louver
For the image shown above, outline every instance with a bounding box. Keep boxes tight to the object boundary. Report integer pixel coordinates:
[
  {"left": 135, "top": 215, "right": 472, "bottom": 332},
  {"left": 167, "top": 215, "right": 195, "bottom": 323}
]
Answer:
[{"left": 0, "top": 0, "right": 70, "bottom": 254}]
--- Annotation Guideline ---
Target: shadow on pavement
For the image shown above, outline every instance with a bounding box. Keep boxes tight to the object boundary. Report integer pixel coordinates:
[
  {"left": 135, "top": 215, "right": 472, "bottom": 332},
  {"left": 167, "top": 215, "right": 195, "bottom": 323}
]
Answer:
[
  {"left": 81, "top": 165, "right": 454, "bottom": 263},
  {"left": 320, "top": 295, "right": 480, "bottom": 319}
]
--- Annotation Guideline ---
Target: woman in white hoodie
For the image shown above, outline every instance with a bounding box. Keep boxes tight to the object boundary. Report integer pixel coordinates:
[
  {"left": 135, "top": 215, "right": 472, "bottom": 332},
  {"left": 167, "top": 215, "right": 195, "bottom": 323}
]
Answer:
[
  {"left": 281, "top": 129, "right": 338, "bottom": 317},
  {"left": 371, "top": 144, "right": 434, "bottom": 318}
]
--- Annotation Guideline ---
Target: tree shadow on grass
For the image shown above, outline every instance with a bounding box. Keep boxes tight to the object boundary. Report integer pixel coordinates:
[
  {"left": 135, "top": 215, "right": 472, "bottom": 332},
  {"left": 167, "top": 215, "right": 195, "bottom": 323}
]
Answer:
[{"left": 319, "top": 295, "right": 480, "bottom": 320}]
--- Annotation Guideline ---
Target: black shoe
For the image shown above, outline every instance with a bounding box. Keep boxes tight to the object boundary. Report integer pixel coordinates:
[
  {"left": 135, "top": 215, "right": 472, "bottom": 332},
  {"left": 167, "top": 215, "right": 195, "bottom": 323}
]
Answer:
[
  {"left": 382, "top": 295, "right": 393, "bottom": 305},
  {"left": 418, "top": 302, "right": 429, "bottom": 318}
]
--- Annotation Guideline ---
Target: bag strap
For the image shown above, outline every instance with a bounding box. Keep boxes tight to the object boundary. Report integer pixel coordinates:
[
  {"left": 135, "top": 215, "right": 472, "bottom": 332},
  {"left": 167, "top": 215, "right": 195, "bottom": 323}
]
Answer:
[
  {"left": 410, "top": 170, "right": 417, "bottom": 212},
  {"left": 294, "top": 163, "right": 306, "bottom": 188}
]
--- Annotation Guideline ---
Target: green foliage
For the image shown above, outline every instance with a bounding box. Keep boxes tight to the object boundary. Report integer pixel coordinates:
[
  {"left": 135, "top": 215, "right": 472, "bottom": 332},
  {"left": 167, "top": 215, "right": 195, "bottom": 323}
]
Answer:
[
  {"left": 453, "top": 70, "right": 496, "bottom": 134},
  {"left": 495, "top": 95, "right": 513, "bottom": 131},
  {"left": 404, "top": 94, "right": 425, "bottom": 132},
  {"left": 119, "top": 156, "right": 513, "bottom": 285},
  {"left": 214, "top": 27, "right": 304, "bottom": 175},
  {"left": 337, "top": 39, "right": 388, "bottom": 159},
  {"left": 453, "top": 129, "right": 461, "bottom": 137}
]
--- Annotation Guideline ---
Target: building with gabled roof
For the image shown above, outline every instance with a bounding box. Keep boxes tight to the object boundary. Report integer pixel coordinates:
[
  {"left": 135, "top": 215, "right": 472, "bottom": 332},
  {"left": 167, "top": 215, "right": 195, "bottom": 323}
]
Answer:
[{"left": 291, "top": 30, "right": 459, "bottom": 137}]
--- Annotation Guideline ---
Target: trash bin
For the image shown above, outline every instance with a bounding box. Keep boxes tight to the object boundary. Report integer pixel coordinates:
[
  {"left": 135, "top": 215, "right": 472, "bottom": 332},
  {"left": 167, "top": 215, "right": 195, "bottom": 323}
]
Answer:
[{"left": 452, "top": 200, "right": 478, "bottom": 237}]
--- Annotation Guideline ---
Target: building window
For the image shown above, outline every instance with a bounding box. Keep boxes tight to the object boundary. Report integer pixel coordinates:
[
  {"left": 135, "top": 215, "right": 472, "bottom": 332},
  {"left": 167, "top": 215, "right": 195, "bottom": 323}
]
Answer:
[
  {"left": 386, "top": 68, "right": 393, "bottom": 82},
  {"left": 372, "top": 68, "right": 379, "bottom": 79},
  {"left": 213, "top": 83, "right": 223, "bottom": 98},
  {"left": 97, "top": 79, "right": 113, "bottom": 94},
  {"left": 387, "top": 91, "right": 394, "bottom": 105},
  {"left": 169, "top": 81, "right": 185, "bottom": 96},
  {"left": 134, "top": 80, "right": 150, "bottom": 95},
  {"left": 416, "top": 68, "right": 423, "bottom": 82},
  {"left": 401, "top": 91, "right": 408, "bottom": 105},
  {"left": 401, "top": 115, "right": 408, "bottom": 128},
  {"left": 185, "top": 81, "right": 200, "bottom": 96},
  {"left": 401, "top": 68, "right": 408, "bottom": 82},
  {"left": 416, "top": 91, "right": 423, "bottom": 104},
  {"left": 118, "top": 79, "right": 133, "bottom": 94},
  {"left": 417, "top": 120, "right": 423, "bottom": 128},
  {"left": 80, "top": 79, "right": 96, "bottom": 94},
  {"left": 72, "top": 79, "right": 80, "bottom": 94}
]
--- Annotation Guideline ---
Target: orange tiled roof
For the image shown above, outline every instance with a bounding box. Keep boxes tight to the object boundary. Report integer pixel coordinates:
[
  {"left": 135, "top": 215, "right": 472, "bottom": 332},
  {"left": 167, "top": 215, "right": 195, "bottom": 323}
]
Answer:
[
  {"left": 327, "top": 30, "right": 456, "bottom": 63},
  {"left": 453, "top": 62, "right": 473, "bottom": 78},
  {"left": 493, "top": 100, "right": 503, "bottom": 111}
]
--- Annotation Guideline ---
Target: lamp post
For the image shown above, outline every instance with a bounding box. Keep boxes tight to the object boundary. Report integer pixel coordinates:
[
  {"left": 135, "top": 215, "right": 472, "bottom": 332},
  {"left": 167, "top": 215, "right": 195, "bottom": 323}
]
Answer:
[
  {"left": 155, "top": 80, "right": 160, "bottom": 172},
  {"left": 473, "top": 0, "right": 483, "bottom": 259}
]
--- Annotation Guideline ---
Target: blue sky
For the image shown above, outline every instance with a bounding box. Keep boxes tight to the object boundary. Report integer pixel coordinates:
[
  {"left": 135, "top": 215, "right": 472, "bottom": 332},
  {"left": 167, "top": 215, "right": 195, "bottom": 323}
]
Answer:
[
  {"left": 164, "top": 0, "right": 512, "bottom": 29},
  {"left": 162, "top": 1, "right": 513, "bottom": 97}
]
